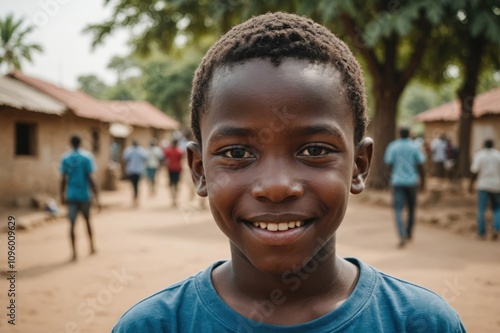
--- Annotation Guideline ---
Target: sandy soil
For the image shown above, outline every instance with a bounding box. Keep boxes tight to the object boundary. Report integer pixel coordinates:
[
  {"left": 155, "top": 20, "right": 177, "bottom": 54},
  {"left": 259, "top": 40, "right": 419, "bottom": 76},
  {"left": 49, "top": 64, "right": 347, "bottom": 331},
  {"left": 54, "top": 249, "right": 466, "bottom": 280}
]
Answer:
[{"left": 0, "top": 175, "right": 499, "bottom": 332}]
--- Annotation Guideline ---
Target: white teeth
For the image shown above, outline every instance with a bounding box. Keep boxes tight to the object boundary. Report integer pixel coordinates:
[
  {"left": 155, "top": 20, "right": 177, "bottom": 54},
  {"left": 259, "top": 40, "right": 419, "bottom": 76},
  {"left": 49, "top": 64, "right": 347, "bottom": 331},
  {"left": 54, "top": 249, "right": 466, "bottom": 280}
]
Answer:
[
  {"left": 278, "top": 222, "right": 288, "bottom": 231},
  {"left": 267, "top": 223, "right": 278, "bottom": 231},
  {"left": 251, "top": 221, "right": 305, "bottom": 231}
]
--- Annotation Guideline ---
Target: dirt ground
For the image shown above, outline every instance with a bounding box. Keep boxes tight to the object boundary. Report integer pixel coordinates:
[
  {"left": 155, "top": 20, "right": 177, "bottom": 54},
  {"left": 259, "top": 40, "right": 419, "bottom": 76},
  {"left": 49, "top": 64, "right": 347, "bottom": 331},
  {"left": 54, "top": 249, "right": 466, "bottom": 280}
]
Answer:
[{"left": 0, "top": 174, "right": 499, "bottom": 333}]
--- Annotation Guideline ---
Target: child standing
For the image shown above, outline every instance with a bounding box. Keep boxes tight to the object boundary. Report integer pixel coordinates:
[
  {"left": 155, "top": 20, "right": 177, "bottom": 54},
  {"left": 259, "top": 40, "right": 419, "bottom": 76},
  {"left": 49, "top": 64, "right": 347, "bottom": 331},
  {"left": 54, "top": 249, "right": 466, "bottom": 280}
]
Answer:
[
  {"left": 113, "top": 12, "right": 465, "bottom": 332},
  {"left": 163, "top": 139, "right": 184, "bottom": 207}
]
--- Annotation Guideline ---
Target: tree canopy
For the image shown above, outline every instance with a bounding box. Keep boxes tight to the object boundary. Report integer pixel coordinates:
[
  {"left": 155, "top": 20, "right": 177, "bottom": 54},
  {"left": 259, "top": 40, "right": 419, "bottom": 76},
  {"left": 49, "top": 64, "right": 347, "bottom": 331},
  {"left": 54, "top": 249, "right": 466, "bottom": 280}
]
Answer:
[
  {"left": 85, "top": 1, "right": 500, "bottom": 186},
  {"left": 0, "top": 14, "right": 43, "bottom": 72}
]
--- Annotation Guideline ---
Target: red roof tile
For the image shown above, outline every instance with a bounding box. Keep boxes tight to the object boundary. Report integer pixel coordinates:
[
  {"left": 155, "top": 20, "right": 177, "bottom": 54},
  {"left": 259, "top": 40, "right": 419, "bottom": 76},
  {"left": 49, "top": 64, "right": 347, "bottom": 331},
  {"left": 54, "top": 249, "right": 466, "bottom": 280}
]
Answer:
[
  {"left": 100, "top": 100, "right": 179, "bottom": 130},
  {"left": 415, "top": 87, "right": 500, "bottom": 122}
]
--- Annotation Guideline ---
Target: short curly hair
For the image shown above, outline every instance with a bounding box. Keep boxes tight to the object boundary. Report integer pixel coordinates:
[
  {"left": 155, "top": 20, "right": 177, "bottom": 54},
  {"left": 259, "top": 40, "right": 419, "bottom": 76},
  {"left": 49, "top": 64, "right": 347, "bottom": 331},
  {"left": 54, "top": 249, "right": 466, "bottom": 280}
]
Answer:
[{"left": 190, "top": 12, "right": 368, "bottom": 146}]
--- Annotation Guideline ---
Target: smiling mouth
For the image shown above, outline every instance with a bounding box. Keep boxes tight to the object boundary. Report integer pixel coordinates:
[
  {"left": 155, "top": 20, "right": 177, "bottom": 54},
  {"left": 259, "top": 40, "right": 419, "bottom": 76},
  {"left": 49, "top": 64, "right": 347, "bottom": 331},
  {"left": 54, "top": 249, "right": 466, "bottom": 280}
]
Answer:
[{"left": 249, "top": 220, "right": 308, "bottom": 231}]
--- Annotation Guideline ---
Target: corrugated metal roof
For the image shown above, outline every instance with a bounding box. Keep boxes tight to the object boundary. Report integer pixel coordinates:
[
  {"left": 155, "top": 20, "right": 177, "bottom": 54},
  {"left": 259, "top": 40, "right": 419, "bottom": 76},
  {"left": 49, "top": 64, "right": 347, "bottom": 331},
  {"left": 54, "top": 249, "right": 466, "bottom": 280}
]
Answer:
[
  {"left": 9, "top": 71, "right": 117, "bottom": 122},
  {"left": 0, "top": 76, "right": 66, "bottom": 115},
  {"left": 415, "top": 87, "right": 500, "bottom": 122},
  {"left": 8, "top": 71, "right": 180, "bottom": 130}
]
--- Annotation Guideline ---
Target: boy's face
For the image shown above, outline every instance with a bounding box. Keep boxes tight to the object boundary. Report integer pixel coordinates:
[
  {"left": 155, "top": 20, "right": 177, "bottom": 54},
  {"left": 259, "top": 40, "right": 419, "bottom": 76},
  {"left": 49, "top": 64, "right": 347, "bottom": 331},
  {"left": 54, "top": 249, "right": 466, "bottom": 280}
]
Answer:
[{"left": 188, "top": 59, "right": 372, "bottom": 274}]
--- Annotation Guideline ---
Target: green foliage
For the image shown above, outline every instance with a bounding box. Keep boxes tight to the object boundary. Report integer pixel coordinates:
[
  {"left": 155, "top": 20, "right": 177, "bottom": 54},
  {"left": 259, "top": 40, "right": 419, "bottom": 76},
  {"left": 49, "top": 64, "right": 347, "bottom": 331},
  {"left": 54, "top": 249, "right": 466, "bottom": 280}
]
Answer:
[
  {"left": 82, "top": 0, "right": 499, "bottom": 183},
  {"left": 107, "top": 55, "right": 136, "bottom": 81},
  {"left": 77, "top": 50, "right": 201, "bottom": 124},
  {"left": 141, "top": 53, "right": 200, "bottom": 123},
  {"left": 77, "top": 74, "right": 108, "bottom": 99},
  {"left": 0, "top": 14, "right": 43, "bottom": 72}
]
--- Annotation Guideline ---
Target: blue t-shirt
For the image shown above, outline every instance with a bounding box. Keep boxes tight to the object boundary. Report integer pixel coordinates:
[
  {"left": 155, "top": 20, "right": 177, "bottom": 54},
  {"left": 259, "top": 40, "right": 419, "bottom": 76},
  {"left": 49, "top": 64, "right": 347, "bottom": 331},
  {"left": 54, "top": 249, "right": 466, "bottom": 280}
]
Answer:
[
  {"left": 384, "top": 138, "right": 425, "bottom": 186},
  {"left": 112, "top": 258, "right": 465, "bottom": 333},
  {"left": 60, "top": 149, "right": 95, "bottom": 202},
  {"left": 123, "top": 145, "right": 147, "bottom": 175}
]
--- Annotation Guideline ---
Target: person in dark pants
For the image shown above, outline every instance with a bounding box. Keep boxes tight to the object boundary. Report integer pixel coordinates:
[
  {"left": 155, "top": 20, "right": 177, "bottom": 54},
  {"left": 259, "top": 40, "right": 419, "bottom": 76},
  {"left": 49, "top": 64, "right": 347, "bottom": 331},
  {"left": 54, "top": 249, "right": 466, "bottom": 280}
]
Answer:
[
  {"left": 384, "top": 127, "right": 426, "bottom": 248},
  {"left": 60, "top": 135, "right": 100, "bottom": 261},
  {"left": 123, "top": 140, "right": 147, "bottom": 206},
  {"left": 163, "top": 139, "right": 183, "bottom": 207},
  {"left": 469, "top": 139, "right": 500, "bottom": 240}
]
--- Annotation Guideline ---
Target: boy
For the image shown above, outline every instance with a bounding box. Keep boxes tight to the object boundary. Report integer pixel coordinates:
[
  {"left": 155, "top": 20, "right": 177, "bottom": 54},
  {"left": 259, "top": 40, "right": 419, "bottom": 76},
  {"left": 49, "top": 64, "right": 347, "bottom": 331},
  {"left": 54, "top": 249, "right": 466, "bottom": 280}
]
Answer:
[
  {"left": 60, "top": 135, "right": 99, "bottom": 261},
  {"left": 113, "top": 12, "right": 465, "bottom": 332},
  {"left": 163, "top": 139, "right": 184, "bottom": 207}
]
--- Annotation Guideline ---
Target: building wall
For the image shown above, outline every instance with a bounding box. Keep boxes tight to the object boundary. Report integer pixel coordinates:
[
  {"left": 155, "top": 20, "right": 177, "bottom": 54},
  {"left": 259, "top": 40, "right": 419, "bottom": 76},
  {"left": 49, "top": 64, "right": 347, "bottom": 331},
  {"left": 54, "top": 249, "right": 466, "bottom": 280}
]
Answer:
[
  {"left": 127, "top": 127, "right": 171, "bottom": 147},
  {"left": 471, "top": 115, "right": 500, "bottom": 153},
  {"left": 423, "top": 115, "right": 500, "bottom": 156},
  {"left": 0, "top": 107, "right": 112, "bottom": 206},
  {"left": 423, "top": 121, "right": 458, "bottom": 144}
]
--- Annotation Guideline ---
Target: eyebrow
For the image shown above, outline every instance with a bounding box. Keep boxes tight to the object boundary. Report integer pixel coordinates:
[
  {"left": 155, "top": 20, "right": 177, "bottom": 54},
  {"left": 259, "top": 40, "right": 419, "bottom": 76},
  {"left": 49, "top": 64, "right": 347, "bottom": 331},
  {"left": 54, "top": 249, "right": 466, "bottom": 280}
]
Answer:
[
  {"left": 208, "top": 126, "right": 254, "bottom": 142},
  {"left": 208, "top": 124, "right": 346, "bottom": 143},
  {"left": 292, "top": 124, "right": 345, "bottom": 140}
]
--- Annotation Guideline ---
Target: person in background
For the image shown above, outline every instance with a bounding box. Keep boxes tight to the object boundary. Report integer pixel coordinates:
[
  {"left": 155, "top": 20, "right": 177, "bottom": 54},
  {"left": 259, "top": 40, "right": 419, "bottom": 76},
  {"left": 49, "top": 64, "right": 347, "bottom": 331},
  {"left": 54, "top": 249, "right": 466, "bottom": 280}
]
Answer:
[
  {"left": 123, "top": 140, "right": 147, "bottom": 206},
  {"left": 430, "top": 133, "right": 447, "bottom": 178},
  {"left": 145, "top": 139, "right": 164, "bottom": 195},
  {"left": 163, "top": 139, "right": 183, "bottom": 207},
  {"left": 444, "top": 138, "right": 459, "bottom": 180},
  {"left": 385, "top": 127, "right": 426, "bottom": 248},
  {"left": 60, "top": 135, "right": 100, "bottom": 261},
  {"left": 469, "top": 139, "right": 500, "bottom": 240}
]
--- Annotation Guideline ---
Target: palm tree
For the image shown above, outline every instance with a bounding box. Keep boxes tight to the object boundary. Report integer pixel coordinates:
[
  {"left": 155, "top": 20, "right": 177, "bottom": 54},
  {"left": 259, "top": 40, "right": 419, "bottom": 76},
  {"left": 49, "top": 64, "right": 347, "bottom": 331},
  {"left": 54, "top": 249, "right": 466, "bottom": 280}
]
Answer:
[{"left": 0, "top": 14, "right": 43, "bottom": 72}]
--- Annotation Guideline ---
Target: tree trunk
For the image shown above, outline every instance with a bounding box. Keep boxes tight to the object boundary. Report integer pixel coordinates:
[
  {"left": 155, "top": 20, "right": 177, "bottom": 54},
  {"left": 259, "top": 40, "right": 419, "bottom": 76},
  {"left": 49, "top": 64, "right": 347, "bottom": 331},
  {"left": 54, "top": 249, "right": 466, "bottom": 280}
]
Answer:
[
  {"left": 456, "top": 36, "right": 484, "bottom": 178},
  {"left": 456, "top": 94, "right": 474, "bottom": 178},
  {"left": 367, "top": 88, "right": 399, "bottom": 189}
]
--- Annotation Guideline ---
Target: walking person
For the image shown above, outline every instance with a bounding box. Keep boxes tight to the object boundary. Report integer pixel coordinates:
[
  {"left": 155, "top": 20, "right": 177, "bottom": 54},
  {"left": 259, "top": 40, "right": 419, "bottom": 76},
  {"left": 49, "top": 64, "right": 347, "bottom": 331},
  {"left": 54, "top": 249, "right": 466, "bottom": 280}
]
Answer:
[
  {"left": 163, "top": 139, "right": 183, "bottom": 207},
  {"left": 145, "top": 139, "right": 164, "bottom": 195},
  {"left": 384, "top": 127, "right": 426, "bottom": 248},
  {"left": 431, "top": 133, "right": 447, "bottom": 178},
  {"left": 60, "top": 135, "right": 100, "bottom": 261},
  {"left": 469, "top": 139, "right": 500, "bottom": 240},
  {"left": 123, "top": 140, "right": 147, "bottom": 206}
]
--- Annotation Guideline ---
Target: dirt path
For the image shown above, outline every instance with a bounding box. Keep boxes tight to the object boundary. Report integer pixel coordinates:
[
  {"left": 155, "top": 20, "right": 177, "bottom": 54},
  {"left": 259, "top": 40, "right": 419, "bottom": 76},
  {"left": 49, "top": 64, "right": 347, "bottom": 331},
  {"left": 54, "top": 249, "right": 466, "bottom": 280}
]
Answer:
[{"left": 1, "top": 176, "right": 499, "bottom": 332}]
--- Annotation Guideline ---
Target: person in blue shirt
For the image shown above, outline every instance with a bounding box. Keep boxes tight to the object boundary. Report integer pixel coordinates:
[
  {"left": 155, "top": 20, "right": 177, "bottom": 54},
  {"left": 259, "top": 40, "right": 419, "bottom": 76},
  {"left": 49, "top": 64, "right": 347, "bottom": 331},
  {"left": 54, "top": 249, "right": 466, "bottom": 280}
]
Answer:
[
  {"left": 112, "top": 12, "right": 464, "bottom": 332},
  {"left": 60, "top": 135, "right": 100, "bottom": 261},
  {"left": 384, "top": 127, "right": 426, "bottom": 248},
  {"left": 122, "top": 139, "right": 147, "bottom": 206}
]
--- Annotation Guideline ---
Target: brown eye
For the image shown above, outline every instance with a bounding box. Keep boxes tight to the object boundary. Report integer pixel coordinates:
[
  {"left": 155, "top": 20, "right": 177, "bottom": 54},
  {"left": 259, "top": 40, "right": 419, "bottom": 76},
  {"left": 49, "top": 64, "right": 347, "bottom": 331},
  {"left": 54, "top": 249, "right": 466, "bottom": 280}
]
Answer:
[
  {"left": 305, "top": 146, "right": 323, "bottom": 156},
  {"left": 223, "top": 148, "right": 252, "bottom": 159}
]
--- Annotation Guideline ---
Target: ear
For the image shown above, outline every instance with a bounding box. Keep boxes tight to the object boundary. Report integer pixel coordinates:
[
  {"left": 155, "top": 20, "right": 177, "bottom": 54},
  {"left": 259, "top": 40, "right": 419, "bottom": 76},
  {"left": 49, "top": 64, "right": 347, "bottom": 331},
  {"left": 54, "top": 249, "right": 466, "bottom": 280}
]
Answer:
[
  {"left": 350, "top": 137, "right": 373, "bottom": 195},
  {"left": 187, "top": 141, "right": 207, "bottom": 197}
]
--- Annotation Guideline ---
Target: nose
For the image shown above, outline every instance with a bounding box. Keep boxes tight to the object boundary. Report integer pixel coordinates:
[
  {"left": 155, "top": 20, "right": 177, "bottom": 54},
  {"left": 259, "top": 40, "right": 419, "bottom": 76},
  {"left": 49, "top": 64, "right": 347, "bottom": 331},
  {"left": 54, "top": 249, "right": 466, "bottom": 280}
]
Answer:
[{"left": 251, "top": 164, "right": 304, "bottom": 203}]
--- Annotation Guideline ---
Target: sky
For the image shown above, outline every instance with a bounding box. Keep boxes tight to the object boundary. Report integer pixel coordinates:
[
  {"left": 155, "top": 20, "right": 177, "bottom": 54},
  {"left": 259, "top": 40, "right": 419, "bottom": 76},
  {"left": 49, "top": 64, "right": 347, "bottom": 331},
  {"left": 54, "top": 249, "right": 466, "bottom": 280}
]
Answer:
[{"left": 1, "top": 0, "right": 130, "bottom": 89}]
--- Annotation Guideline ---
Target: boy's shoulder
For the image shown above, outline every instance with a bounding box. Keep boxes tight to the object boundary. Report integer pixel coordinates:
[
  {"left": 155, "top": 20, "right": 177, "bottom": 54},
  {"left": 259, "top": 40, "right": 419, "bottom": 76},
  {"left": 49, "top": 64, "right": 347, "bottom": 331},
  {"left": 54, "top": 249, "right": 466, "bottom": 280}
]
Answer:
[
  {"left": 112, "top": 259, "right": 465, "bottom": 333},
  {"left": 61, "top": 149, "right": 93, "bottom": 160},
  {"left": 111, "top": 262, "right": 225, "bottom": 333},
  {"left": 355, "top": 258, "right": 465, "bottom": 332}
]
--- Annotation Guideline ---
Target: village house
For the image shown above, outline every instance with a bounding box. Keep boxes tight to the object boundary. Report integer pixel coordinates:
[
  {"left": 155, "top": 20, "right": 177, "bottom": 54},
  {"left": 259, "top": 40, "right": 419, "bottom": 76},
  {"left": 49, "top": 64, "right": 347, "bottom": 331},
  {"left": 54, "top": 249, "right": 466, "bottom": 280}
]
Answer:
[
  {"left": 415, "top": 87, "right": 500, "bottom": 155},
  {"left": 0, "top": 72, "right": 179, "bottom": 208}
]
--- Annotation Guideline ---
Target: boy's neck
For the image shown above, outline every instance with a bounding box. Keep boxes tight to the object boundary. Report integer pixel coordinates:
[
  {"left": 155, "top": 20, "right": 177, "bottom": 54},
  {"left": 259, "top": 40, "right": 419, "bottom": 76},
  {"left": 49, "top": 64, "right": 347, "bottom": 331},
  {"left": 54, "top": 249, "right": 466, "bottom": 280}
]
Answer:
[{"left": 211, "top": 241, "right": 359, "bottom": 325}]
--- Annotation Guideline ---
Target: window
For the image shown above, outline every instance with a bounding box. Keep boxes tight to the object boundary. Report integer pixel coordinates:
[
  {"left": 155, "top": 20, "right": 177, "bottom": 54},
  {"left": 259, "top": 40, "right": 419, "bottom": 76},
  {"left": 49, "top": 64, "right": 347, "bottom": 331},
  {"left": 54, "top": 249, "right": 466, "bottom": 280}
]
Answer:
[
  {"left": 15, "top": 123, "right": 37, "bottom": 156},
  {"left": 91, "top": 127, "right": 100, "bottom": 154}
]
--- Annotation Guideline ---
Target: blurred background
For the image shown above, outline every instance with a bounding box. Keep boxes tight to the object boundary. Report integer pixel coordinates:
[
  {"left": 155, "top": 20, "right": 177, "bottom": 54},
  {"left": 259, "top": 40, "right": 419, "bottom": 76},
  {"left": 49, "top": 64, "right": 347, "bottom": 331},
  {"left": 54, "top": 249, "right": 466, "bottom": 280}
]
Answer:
[{"left": 0, "top": 1, "right": 499, "bottom": 332}]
